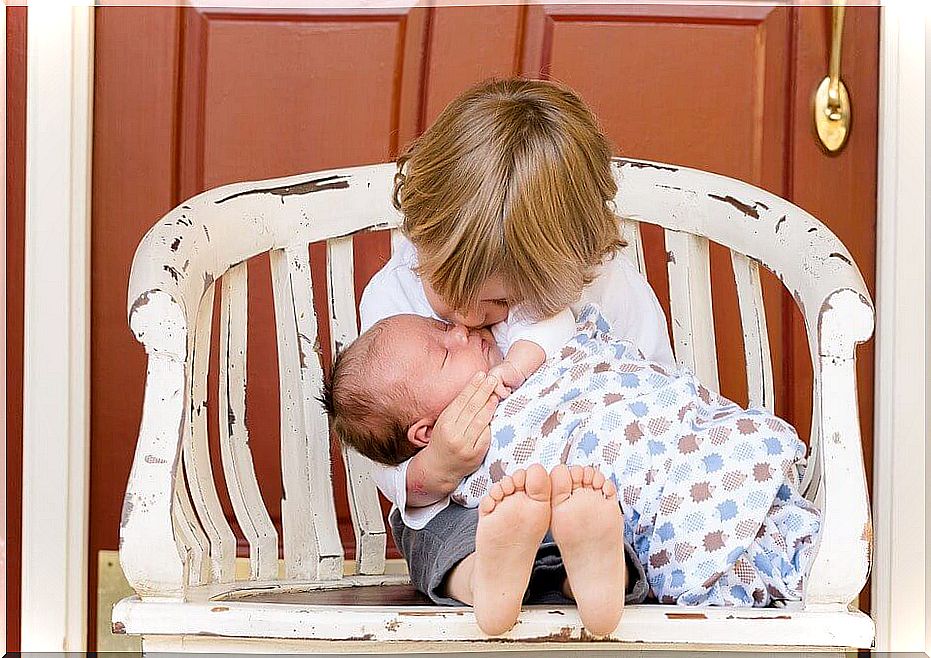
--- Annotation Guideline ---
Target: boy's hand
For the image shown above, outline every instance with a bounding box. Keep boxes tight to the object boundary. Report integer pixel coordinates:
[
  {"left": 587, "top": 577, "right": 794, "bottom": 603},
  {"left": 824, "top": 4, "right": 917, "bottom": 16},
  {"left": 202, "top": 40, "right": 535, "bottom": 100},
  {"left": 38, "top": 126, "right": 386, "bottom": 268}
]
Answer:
[{"left": 421, "top": 371, "right": 500, "bottom": 486}]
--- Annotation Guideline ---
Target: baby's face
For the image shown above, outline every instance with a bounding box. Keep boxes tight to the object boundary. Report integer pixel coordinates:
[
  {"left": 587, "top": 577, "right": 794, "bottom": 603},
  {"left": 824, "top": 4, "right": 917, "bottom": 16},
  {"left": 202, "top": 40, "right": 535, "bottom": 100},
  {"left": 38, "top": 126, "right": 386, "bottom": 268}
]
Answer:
[{"left": 386, "top": 315, "right": 504, "bottom": 418}]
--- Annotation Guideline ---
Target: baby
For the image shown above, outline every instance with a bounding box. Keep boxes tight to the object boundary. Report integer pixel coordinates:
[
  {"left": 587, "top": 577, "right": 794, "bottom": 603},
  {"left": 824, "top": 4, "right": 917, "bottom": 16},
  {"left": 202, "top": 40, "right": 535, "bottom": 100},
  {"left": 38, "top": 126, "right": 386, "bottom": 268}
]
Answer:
[{"left": 324, "top": 305, "right": 821, "bottom": 611}]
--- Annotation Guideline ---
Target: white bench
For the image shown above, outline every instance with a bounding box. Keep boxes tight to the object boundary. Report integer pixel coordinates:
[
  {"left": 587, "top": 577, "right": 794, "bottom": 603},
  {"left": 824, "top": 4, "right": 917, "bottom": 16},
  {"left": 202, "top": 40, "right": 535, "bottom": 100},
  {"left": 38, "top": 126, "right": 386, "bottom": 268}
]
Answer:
[{"left": 112, "top": 159, "right": 875, "bottom": 652}]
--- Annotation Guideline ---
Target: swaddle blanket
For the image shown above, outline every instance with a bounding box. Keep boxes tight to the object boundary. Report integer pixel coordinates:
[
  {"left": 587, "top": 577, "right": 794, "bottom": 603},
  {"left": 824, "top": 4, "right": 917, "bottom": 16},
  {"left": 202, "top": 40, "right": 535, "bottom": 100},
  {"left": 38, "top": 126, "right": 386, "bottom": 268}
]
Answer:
[{"left": 451, "top": 305, "right": 820, "bottom": 606}]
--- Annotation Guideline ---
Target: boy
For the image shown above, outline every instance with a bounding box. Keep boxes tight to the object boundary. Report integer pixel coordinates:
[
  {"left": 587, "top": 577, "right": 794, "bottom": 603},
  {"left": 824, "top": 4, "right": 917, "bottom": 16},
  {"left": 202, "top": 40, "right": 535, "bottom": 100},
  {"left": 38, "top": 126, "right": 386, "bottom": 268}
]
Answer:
[{"left": 358, "top": 76, "right": 673, "bottom": 635}]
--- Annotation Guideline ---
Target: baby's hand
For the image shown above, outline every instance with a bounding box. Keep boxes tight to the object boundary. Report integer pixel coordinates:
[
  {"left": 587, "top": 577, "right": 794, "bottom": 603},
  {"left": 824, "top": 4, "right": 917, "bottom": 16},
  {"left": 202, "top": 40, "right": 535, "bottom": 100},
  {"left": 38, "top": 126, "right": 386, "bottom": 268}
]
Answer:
[{"left": 485, "top": 361, "right": 527, "bottom": 399}]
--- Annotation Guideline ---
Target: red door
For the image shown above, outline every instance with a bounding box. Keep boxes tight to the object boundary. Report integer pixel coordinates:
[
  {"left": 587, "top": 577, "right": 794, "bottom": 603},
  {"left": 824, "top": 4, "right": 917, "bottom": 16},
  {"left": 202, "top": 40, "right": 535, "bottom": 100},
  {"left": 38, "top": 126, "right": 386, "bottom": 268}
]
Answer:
[{"left": 75, "top": 3, "right": 878, "bottom": 647}]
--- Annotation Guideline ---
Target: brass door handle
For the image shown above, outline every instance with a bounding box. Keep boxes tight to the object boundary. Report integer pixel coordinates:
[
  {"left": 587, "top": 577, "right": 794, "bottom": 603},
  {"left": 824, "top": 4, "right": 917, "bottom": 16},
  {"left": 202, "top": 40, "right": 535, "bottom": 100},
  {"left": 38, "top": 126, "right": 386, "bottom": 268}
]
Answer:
[{"left": 814, "top": 0, "right": 851, "bottom": 153}]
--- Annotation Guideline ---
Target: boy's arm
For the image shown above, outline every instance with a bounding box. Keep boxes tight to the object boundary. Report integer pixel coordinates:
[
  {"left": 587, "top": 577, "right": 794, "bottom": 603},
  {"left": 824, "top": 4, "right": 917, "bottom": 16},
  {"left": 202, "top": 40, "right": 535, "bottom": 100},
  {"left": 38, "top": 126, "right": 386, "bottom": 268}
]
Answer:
[{"left": 489, "top": 307, "right": 576, "bottom": 394}]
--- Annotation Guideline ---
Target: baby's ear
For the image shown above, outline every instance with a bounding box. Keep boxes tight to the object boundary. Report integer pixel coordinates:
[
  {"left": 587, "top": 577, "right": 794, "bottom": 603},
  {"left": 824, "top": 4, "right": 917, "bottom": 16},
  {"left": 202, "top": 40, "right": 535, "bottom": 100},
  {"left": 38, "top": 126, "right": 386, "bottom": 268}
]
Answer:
[{"left": 407, "top": 418, "right": 433, "bottom": 449}]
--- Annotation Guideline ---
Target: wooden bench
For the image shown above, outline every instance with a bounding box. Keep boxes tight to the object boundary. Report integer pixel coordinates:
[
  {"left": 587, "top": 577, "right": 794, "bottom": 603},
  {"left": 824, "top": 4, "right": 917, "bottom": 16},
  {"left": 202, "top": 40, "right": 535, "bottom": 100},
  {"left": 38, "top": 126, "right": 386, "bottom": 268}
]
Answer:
[{"left": 112, "top": 159, "right": 875, "bottom": 652}]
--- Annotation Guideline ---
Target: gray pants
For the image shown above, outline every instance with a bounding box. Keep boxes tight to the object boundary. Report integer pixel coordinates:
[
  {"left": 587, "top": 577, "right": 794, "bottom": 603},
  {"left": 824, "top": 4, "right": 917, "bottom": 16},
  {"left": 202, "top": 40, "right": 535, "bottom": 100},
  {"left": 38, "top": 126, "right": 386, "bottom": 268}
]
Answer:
[{"left": 389, "top": 503, "right": 649, "bottom": 606}]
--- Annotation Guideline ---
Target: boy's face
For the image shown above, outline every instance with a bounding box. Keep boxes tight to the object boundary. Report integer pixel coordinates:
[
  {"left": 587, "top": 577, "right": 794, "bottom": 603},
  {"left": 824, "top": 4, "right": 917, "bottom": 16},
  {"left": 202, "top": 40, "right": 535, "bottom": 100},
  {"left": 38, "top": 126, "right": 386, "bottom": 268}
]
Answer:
[
  {"left": 387, "top": 315, "right": 504, "bottom": 419},
  {"left": 422, "top": 274, "right": 510, "bottom": 329}
]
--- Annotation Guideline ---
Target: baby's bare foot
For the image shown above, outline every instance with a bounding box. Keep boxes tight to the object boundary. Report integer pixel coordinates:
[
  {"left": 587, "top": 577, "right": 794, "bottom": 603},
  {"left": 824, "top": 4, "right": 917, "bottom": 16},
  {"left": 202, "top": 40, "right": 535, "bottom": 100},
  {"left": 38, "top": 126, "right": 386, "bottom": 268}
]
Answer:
[
  {"left": 473, "top": 464, "right": 551, "bottom": 636},
  {"left": 550, "top": 464, "right": 625, "bottom": 636}
]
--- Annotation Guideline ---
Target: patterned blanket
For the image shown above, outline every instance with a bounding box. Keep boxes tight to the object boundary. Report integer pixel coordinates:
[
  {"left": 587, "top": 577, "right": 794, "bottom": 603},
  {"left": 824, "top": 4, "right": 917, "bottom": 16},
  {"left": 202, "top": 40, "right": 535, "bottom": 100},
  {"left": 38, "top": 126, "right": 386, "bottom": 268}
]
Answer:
[{"left": 451, "top": 305, "right": 820, "bottom": 606}]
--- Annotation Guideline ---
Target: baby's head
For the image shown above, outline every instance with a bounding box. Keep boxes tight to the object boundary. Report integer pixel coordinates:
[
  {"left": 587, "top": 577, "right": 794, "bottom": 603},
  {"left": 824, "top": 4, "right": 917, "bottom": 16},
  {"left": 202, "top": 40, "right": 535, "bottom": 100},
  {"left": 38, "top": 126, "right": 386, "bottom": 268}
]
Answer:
[
  {"left": 322, "top": 315, "right": 503, "bottom": 465},
  {"left": 393, "top": 77, "right": 624, "bottom": 324}
]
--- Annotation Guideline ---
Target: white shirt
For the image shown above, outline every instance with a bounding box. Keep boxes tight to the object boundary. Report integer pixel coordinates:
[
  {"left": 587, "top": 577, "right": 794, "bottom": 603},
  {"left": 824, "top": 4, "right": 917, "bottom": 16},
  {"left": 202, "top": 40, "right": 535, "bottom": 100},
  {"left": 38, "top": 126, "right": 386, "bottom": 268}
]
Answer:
[{"left": 358, "top": 234, "right": 675, "bottom": 529}]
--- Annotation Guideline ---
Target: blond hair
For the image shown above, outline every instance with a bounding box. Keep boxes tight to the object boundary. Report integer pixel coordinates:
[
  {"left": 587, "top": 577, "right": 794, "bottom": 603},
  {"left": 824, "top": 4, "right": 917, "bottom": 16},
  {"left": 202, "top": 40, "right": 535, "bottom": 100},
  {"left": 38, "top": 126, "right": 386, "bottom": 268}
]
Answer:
[{"left": 393, "top": 77, "right": 624, "bottom": 320}]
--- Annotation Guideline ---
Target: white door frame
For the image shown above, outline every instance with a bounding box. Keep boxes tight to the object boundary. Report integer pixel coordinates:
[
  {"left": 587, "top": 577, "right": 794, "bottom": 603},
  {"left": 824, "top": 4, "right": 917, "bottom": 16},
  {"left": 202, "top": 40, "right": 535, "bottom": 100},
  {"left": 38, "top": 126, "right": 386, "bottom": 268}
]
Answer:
[
  {"left": 21, "top": 2, "right": 94, "bottom": 651},
  {"left": 16, "top": 0, "right": 927, "bottom": 653},
  {"left": 871, "top": 0, "right": 928, "bottom": 653}
]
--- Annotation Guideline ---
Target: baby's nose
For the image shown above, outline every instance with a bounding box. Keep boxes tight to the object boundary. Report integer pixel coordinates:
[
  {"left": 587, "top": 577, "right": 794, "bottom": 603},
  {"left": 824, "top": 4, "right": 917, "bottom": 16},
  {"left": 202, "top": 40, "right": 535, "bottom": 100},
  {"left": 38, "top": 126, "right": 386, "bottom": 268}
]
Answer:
[{"left": 444, "top": 324, "right": 470, "bottom": 348}]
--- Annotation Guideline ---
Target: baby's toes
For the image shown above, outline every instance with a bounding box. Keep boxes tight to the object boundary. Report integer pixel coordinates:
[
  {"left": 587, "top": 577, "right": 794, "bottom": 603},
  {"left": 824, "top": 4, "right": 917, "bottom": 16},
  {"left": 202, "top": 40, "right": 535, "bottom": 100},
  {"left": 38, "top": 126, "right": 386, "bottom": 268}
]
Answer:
[
  {"left": 499, "top": 475, "right": 516, "bottom": 496},
  {"left": 489, "top": 483, "right": 505, "bottom": 502},
  {"left": 510, "top": 468, "right": 527, "bottom": 491},
  {"left": 569, "top": 465, "right": 585, "bottom": 489},
  {"left": 479, "top": 495, "right": 497, "bottom": 516},
  {"left": 582, "top": 466, "right": 595, "bottom": 486},
  {"left": 591, "top": 469, "right": 606, "bottom": 491},
  {"left": 602, "top": 478, "right": 618, "bottom": 500}
]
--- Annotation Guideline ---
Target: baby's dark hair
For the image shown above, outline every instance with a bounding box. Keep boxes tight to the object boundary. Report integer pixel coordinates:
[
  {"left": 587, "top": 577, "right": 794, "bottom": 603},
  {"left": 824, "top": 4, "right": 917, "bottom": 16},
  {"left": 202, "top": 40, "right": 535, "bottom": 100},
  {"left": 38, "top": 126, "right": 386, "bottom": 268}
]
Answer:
[{"left": 320, "top": 320, "right": 420, "bottom": 466}]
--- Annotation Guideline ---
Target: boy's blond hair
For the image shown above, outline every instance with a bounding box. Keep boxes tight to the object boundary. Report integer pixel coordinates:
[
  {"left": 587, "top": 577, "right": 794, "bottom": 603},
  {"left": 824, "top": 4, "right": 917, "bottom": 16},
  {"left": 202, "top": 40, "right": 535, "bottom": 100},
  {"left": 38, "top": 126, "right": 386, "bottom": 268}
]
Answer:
[{"left": 393, "top": 77, "right": 624, "bottom": 320}]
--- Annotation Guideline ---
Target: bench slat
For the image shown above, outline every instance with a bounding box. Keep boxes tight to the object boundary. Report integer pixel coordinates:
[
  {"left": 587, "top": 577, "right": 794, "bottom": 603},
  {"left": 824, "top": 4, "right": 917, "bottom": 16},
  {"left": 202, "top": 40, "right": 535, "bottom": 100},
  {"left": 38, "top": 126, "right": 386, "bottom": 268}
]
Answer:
[
  {"left": 171, "top": 460, "right": 210, "bottom": 587},
  {"left": 183, "top": 284, "right": 237, "bottom": 582},
  {"left": 326, "top": 236, "right": 388, "bottom": 576},
  {"left": 270, "top": 246, "right": 343, "bottom": 581},
  {"left": 618, "top": 217, "right": 646, "bottom": 276},
  {"left": 731, "top": 251, "right": 775, "bottom": 411},
  {"left": 665, "top": 230, "right": 720, "bottom": 392},
  {"left": 219, "top": 263, "right": 279, "bottom": 580}
]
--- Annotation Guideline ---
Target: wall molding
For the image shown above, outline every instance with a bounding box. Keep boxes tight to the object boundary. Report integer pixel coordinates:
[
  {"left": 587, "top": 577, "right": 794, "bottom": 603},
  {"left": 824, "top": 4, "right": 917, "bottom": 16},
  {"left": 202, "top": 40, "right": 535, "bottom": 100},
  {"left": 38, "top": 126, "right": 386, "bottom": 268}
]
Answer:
[
  {"left": 21, "top": 3, "right": 94, "bottom": 651},
  {"left": 871, "top": 0, "right": 927, "bottom": 652}
]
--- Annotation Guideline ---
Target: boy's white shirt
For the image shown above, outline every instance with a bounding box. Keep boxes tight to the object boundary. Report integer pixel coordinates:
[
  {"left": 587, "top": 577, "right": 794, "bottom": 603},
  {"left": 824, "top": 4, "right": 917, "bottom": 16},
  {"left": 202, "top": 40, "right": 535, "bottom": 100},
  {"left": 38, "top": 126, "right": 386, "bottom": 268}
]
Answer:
[{"left": 357, "top": 234, "right": 675, "bottom": 529}]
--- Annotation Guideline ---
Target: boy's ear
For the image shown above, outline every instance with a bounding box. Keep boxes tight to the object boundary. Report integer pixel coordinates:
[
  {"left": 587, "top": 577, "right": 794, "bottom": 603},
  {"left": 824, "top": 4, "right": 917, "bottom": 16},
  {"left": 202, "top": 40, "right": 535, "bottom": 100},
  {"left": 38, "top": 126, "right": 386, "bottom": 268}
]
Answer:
[{"left": 407, "top": 418, "right": 433, "bottom": 449}]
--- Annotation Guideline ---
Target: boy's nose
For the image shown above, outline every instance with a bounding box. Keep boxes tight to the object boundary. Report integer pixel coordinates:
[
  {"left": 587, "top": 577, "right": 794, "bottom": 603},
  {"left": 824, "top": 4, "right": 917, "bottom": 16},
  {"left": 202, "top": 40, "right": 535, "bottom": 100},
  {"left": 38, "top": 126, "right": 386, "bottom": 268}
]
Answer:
[
  {"left": 451, "top": 308, "right": 484, "bottom": 328},
  {"left": 444, "top": 323, "right": 470, "bottom": 348}
]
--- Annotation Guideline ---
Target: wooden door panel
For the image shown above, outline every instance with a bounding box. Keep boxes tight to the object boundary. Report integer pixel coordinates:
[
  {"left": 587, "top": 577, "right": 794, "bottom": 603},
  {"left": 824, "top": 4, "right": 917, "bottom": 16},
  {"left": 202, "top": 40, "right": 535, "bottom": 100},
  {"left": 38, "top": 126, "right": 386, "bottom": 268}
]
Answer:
[{"left": 422, "top": 5, "right": 525, "bottom": 127}]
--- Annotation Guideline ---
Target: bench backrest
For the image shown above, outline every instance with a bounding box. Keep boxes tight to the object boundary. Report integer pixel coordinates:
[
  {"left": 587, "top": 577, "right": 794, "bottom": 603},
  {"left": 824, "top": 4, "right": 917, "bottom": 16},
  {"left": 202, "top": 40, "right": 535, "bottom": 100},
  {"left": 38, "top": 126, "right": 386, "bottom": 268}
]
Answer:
[{"left": 120, "top": 159, "right": 873, "bottom": 607}]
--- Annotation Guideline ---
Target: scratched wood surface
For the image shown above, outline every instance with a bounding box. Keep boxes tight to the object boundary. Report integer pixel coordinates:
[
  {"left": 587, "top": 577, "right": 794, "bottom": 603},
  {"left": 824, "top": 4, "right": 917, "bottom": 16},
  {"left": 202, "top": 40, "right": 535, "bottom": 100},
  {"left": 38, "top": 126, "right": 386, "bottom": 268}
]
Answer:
[{"left": 112, "top": 596, "right": 875, "bottom": 649}]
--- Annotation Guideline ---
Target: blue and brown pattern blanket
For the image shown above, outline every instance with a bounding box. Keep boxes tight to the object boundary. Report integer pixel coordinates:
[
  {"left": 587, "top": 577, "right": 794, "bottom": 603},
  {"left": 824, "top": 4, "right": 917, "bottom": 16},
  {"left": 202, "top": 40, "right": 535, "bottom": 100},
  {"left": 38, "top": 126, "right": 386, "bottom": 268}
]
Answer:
[{"left": 451, "top": 305, "right": 820, "bottom": 606}]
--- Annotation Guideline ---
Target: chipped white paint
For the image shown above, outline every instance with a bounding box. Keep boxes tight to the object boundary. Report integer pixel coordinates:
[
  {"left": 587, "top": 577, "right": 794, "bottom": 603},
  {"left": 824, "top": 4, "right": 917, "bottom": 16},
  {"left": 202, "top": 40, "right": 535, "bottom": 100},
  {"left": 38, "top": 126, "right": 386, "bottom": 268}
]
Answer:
[
  {"left": 172, "top": 460, "right": 210, "bottom": 588},
  {"left": 731, "top": 252, "right": 775, "bottom": 411},
  {"left": 111, "top": 598, "right": 874, "bottom": 649},
  {"left": 804, "top": 289, "right": 874, "bottom": 606},
  {"left": 326, "top": 237, "right": 388, "bottom": 575},
  {"left": 270, "top": 246, "right": 344, "bottom": 581},
  {"left": 118, "top": 159, "right": 874, "bottom": 649},
  {"left": 185, "top": 283, "right": 237, "bottom": 583},
  {"left": 665, "top": 230, "right": 720, "bottom": 393},
  {"left": 219, "top": 263, "right": 279, "bottom": 581},
  {"left": 139, "top": 635, "right": 857, "bottom": 656}
]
